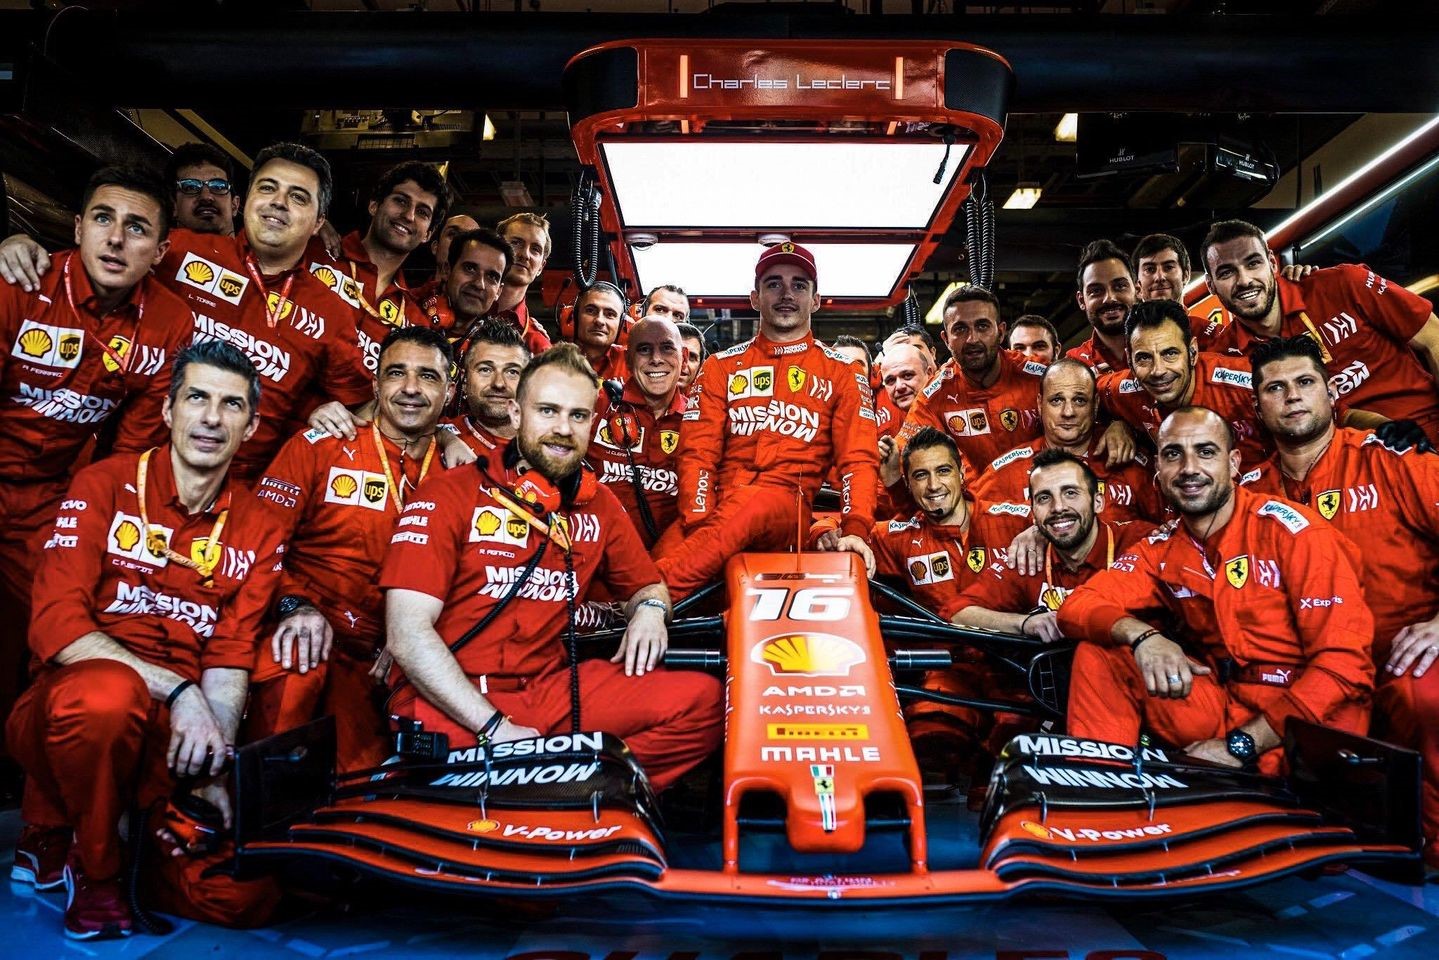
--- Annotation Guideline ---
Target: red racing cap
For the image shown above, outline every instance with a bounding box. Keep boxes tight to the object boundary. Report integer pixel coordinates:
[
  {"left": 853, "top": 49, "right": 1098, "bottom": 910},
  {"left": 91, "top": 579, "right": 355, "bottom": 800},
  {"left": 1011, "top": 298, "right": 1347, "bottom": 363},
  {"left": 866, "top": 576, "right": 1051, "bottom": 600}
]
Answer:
[{"left": 755, "top": 241, "right": 817, "bottom": 287}]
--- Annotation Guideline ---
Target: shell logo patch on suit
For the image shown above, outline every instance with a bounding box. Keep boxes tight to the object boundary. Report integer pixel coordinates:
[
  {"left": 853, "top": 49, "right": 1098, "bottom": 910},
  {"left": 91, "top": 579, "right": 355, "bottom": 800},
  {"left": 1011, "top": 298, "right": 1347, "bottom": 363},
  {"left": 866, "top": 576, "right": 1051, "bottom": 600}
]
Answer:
[
  {"left": 967, "top": 546, "right": 987, "bottom": 573},
  {"left": 177, "top": 252, "right": 247, "bottom": 304},
  {"left": 107, "top": 513, "right": 171, "bottom": 566},
  {"left": 729, "top": 366, "right": 775, "bottom": 399},
  {"left": 313, "top": 265, "right": 339, "bottom": 289},
  {"left": 906, "top": 552, "right": 954, "bottom": 585},
  {"left": 752, "top": 633, "right": 866, "bottom": 678},
  {"left": 15, "top": 320, "right": 85, "bottom": 369},
  {"left": 325, "top": 467, "right": 388, "bottom": 512},
  {"left": 1041, "top": 584, "right": 1067, "bottom": 611},
  {"left": 1317, "top": 489, "right": 1342, "bottom": 520},
  {"left": 470, "top": 505, "right": 530, "bottom": 546},
  {"left": 1225, "top": 555, "right": 1249, "bottom": 589}
]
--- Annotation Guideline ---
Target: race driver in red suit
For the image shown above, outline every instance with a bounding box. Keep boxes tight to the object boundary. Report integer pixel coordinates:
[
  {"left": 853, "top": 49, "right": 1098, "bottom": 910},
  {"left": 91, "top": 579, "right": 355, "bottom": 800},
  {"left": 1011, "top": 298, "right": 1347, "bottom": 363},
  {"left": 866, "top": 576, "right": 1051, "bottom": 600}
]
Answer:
[
  {"left": 245, "top": 327, "right": 457, "bottom": 773},
  {"left": 1244, "top": 335, "right": 1439, "bottom": 867},
  {"left": 7, "top": 340, "right": 287, "bottom": 939},
  {"left": 659, "top": 241, "right": 879, "bottom": 598},
  {"left": 381, "top": 344, "right": 722, "bottom": 792},
  {"left": 1059, "top": 407, "right": 1375, "bottom": 776},
  {"left": 0, "top": 166, "right": 197, "bottom": 732}
]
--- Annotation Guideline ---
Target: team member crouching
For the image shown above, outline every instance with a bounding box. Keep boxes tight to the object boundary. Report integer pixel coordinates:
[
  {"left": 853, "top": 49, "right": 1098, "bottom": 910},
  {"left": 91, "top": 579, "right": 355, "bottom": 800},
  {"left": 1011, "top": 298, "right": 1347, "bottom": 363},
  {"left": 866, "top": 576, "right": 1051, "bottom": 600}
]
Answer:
[
  {"left": 952, "top": 450, "right": 1149, "bottom": 640},
  {"left": 866, "top": 427, "right": 1030, "bottom": 758},
  {"left": 8, "top": 341, "right": 287, "bottom": 938},
  {"left": 1245, "top": 335, "right": 1439, "bottom": 866},
  {"left": 590, "top": 316, "right": 687, "bottom": 549},
  {"left": 246, "top": 327, "right": 455, "bottom": 772},
  {"left": 381, "top": 344, "right": 722, "bottom": 792},
  {"left": 1058, "top": 407, "right": 1375, "bottom": 775}
]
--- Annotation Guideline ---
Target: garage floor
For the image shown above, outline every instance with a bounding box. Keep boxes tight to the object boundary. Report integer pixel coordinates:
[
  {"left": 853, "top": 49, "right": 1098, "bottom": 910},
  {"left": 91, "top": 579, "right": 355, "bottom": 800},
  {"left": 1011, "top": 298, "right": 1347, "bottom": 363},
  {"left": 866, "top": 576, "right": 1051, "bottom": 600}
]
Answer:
[{"left": 3, "top": 807, "right": 1436, "bottom": 960}]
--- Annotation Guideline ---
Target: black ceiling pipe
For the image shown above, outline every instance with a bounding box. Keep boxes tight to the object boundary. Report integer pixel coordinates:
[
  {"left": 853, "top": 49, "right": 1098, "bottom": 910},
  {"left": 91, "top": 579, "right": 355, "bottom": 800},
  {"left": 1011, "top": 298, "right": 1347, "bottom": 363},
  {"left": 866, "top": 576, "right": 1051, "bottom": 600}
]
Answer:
[{"left": 15, "top": 10, "right": 1439, "bottom": 113}]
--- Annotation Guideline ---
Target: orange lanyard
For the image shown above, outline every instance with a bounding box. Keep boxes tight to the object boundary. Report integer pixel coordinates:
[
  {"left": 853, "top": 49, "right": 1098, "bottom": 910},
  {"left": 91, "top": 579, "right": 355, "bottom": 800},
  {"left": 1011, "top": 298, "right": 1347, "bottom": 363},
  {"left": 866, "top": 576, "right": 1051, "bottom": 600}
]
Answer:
[
  {"left": 372, "top": 422, "right": 436, "bottom": 513},
  {"left": 136, "top": 448, "right": 228, "bottom": 586},
  {"left": 242, "top": 256, "right": 296, "bottom": 329},
  {"left": 487, "top": 486, "right": 574, "bottom": 552},
  {"left": 62, "top": 254, "right": 143, "bottom": 375},
  {"left": 1295, "top": 311, "right": 1335, "bottom": 363}
]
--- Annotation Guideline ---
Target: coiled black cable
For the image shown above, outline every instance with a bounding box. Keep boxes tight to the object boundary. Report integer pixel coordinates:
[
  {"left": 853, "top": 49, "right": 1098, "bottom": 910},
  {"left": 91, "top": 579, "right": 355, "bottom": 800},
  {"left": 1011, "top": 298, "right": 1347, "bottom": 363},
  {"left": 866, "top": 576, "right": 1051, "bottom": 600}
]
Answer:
[{"left": 563, "top": 545, "right": 581, "bottom": 734}]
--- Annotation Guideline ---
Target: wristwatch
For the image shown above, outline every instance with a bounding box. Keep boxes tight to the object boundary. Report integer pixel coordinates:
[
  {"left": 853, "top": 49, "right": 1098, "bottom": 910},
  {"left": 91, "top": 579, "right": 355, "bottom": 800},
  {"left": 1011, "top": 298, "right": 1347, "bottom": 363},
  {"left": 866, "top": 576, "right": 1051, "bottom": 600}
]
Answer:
[
  {"left": 274, "top": 594, "right": 313, "bottom": 619},
  {"left": 635, "top": 597, "right": 670, "bottom": 622},
  {"left": 1225, "top": 728, "right": 1258, "bottom": 766}
]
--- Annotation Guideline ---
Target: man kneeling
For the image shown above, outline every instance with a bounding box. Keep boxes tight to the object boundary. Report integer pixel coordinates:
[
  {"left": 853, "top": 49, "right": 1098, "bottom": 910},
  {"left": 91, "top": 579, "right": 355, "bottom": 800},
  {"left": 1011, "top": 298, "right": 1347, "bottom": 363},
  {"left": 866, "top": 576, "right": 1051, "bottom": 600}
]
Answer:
[{"left": 380, "top": 344, "right": 722, "bottom": 791}]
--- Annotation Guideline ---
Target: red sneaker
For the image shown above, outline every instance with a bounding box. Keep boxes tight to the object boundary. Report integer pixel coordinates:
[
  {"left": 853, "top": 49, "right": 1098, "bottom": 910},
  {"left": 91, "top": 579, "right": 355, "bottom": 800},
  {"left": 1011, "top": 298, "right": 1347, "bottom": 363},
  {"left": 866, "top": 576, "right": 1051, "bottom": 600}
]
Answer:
[
  {"left": 62, "top": 859, "right": 132, "bottom": 941},
  {"left": 10, "top": 823, "right": 70, "bottom": 891}
]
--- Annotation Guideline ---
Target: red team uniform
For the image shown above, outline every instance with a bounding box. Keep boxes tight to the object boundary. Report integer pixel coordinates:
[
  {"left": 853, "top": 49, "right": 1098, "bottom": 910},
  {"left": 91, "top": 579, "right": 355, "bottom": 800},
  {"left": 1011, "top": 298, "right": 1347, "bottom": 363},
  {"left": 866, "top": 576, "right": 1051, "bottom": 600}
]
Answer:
[
  {"left": 1098, "top": 352, "right": 1273, "bottom": 471},
  {"left": 304, "top": 230, "right": 434, "bottom": 372},
  {"left": 1242, "top": 428, "right": 1439, "bottom": 849},
  {"left": 0, "top": 252, "right": 198, "bottom": 712},
  {"left": 898, "top": 352, "right": 1046, "bottom": 477},
  {"left": 870, "top": 499, "right": 1030, "bottom": 743},
  {"left": 441, "top": 412, "right": 510, "bottom": 478},
  {"left": 378, "top": 463, "right": 722, "bottom": 791},
  {"left": 1209, "top": 265, "right": 1439, "bottom": 440},
  {"left": 664, "top": 332, "right": 878, "bottom": 596},
  {"left": 247, "top": 424, "right": 440, "bottom": 770},
  {"left": 1060, "top": 488, "right": 1375, "bottom": 774},
  {"left": 158, "top": 229, "right": 372, "bottom": 480},
  {"left": 589, "top": 379, "right": 685, "bottom": 548},
  {"left": 1066, "top": 314, "right": 1221, "bottom": 374},
  {"left": 968, "top": 437, "right": 1165, "bottom": 525},
  {"left": 8, "top": 446, "right": 286, "bottom": 924}
]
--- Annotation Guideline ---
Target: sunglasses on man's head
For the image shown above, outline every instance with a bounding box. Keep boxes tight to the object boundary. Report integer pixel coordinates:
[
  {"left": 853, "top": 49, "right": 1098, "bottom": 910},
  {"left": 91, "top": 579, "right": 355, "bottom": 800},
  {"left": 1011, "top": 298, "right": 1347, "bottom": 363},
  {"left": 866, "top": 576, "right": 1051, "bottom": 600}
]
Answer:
[{"left": 176, "top": 178, "right": 231, "bottom": 197}]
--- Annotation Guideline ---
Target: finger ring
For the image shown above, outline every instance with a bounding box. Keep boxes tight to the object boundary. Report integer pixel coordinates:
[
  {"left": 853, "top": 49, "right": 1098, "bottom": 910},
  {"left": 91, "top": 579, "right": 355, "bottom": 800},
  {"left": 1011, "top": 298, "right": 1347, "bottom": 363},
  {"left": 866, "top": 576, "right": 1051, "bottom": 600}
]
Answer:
[{"left": 1167, "top": 674, "right": 1182, "bottom": 684}]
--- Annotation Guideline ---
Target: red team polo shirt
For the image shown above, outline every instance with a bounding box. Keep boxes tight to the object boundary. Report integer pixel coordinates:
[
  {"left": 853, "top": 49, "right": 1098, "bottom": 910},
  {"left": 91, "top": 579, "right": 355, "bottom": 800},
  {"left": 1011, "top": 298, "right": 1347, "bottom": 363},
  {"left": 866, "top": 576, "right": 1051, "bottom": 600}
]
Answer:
[
  {"left": 441, "top": 414, "right": 510, "bottom": 479},
  {"left": 304, "top": 230, "right": 434, "bottom": 373},
  {"left": 951, "top": 519, "right": 1150, "bottom": 618},
  {"left": 257, "top": 425, "right": 438, "bottom": 651},
  {"left": 1208, "top": 265, "right": 1439, "bottom": 439},
  {"left": 0, "top": 251, "right": 195, "bottom": 482},
  {"left": 869, "top": 497, "right": 1032, "bottom": 621},
  {"left": 378, "top": 465, "right": 660, "bottom": 682},
  {"left": 29, "top": 445, "right": 286, "bottom": 678},
  {"left": 158, "top": 229, "right": 372, "bottom": 479},
  {"left": 898, "top": 352, "right": 1046, "bottom": 476}
]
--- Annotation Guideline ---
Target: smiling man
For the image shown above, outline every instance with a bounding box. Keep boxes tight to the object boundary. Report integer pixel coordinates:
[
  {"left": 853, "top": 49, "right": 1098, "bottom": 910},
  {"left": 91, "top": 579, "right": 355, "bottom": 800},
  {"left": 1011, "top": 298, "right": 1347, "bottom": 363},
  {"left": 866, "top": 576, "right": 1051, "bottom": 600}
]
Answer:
[
  {"left": 424, "top": 227, "right": 514, "bottom": 347},
  {"left": 305, "top": 161, "right": 451, "bottom": 371},
  {"left": 1202, "top": 219, "right": 1439, "bottom": 443},
  {"left": 1060, "top": 406, "right": 1375, "bottom": 775},
  {"left": 570, "top": 281, "right": 631, "bottom": 382},
  {"left": 490, "top": 212, "right": 555, "bottom": 353},
  {"left": 589, "top": 315, "right": 688, "bottom": 548},
  {"left": 165, "top": 143, "right": 239, "bottom": 237},
  {"left": 382, "top": 344, "right": 722, "bottom": 792},
  {"left": 246, "top": 327, "right": 455, "bottom": 773},
  {"left": 0, "top": 142, "right": 375, "bottom": 483},
  {"left": 9, "top": 340, "right": 287, "bottom": 937}
]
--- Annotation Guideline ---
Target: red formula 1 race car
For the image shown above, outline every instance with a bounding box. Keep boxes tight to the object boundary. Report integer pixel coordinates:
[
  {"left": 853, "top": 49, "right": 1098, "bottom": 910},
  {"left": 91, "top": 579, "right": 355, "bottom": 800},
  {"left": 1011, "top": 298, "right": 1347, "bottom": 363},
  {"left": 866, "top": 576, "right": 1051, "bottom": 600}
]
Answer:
[{"left": 234, "top": 552, "right": 1424, "bottom": 905}]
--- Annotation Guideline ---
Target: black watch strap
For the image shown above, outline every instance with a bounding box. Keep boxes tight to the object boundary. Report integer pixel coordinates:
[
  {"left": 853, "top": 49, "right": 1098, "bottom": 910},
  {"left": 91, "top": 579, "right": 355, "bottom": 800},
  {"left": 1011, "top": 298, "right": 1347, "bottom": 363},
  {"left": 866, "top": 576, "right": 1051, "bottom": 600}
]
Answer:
[{"left": 274, "top": 593, "right": 312, "bottom": 619}]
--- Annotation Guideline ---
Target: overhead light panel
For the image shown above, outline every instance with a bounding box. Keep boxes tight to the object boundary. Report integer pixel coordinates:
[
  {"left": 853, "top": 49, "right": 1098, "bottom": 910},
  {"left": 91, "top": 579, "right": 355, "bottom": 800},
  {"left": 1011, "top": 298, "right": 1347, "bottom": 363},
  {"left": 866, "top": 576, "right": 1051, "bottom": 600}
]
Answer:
[
  {"left": 1003, "top": 184, "right": 1042, "bottom": 209},
  {"left": 631, "top": 241, "right": 918, "bottom": 301},
  {"left": 601, "top": 141, "right": 968, "bottom": 230},
  {"left": 563, "top": 39, "right": 1012, "bottom": 307},
  {"left": 1055, "top": 113, "right": 1078, "bottom": 143},
  {"left": 482, "top": 114, "right": 496, "bottom": 141}
]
